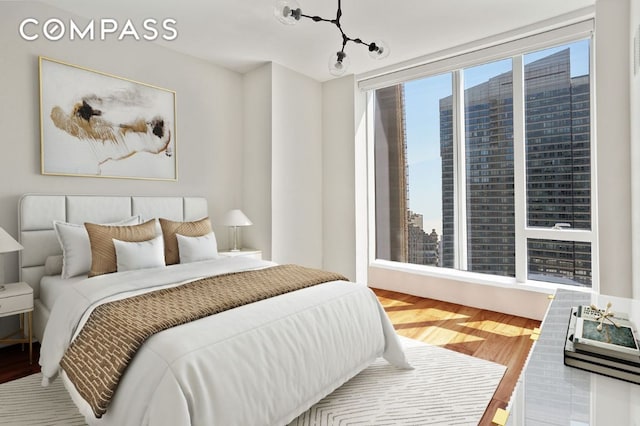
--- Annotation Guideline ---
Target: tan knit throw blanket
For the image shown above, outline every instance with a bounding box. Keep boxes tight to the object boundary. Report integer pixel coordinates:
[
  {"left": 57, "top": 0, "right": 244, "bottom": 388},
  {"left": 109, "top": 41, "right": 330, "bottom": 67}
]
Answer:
[{"left": 60, "top": 264, "right": 347, "bottom": 418}]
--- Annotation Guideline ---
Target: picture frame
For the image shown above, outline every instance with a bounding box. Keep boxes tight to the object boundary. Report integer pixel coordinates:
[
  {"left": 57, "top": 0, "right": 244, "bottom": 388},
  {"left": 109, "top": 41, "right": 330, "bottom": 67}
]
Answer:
[{"left": 39, "top": 56, "right": 177, "bottom": 180}]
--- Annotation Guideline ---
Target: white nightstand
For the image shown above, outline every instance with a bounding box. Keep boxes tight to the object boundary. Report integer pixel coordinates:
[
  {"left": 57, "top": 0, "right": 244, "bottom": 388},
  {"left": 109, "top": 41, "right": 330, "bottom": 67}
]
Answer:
[
  {"left": 218, "top": 249, "right": 262, "bottom": 260},
  {"left": 0, "top": 281, "right": 34, "bottom": 364}
]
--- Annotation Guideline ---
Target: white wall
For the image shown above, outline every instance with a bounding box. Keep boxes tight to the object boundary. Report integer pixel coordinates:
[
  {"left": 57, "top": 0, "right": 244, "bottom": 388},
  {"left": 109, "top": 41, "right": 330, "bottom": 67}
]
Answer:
[
  {"left": 630, "top": 0, "right": 640, "bottom": 299},
  {"left": 243, "top": 65, "right": 356, "bottom": 277},
  {"left": 243, "top": 64, "right": 273, "bottom": 259},
  {"left": 271, "top": 64, "right": 323, "bottom": 267},
  {"left": 0, "top": 2, "right": 246, "bottom": 261},
  {"left": 321, "top": 75, "right": 357, "bottom": 280},
  {"left": 0, "top": 2, "right": 245, "bottom": 335},
  {"left": 243, "top": 63, "right": 325, "bottom": 268},
  {"left": 595, "top": 0, "right": 632, "bottom": 297}
]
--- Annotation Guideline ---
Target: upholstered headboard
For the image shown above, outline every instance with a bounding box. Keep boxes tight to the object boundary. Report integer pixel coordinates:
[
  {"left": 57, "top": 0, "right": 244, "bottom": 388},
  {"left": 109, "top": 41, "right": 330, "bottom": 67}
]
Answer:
[{"left": 18, "top": 194, "right": 208, "bottom": 299}]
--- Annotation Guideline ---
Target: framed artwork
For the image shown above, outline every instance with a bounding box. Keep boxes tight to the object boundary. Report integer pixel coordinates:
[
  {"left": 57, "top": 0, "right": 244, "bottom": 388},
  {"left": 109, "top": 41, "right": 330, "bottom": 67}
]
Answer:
[{"left": 39, "top": 56, "right": 177, "bottom": 180}]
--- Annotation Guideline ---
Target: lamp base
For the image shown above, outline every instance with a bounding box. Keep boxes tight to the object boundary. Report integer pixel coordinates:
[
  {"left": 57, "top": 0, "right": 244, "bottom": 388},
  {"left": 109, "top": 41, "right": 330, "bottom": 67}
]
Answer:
[{"left": 230, "top": 226, "right": 242, "bottom": 252}]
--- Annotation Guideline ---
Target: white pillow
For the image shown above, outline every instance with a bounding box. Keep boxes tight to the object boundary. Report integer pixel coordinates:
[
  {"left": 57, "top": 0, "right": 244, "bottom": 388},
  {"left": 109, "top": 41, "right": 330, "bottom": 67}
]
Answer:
[
  {"left": 176, "top": 232, "right": 219, "bottom": 264},
  {"left": 113, "top": 235, "right": 166, "bottom": 272},
  {"left": 54, "top": 215, "right": 141, "bottom": 279}
]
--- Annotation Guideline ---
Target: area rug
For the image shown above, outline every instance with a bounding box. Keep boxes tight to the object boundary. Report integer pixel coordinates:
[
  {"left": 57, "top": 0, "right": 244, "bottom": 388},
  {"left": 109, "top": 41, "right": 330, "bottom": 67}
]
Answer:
[{"left": 0, "top": 338, "right": 505, "bottom": 426}]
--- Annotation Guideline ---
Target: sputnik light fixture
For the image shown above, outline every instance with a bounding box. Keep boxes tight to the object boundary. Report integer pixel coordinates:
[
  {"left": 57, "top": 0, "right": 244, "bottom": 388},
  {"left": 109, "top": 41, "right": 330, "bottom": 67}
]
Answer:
[{"left": 274, "top": 0, "right": 390, "bottom": 76}]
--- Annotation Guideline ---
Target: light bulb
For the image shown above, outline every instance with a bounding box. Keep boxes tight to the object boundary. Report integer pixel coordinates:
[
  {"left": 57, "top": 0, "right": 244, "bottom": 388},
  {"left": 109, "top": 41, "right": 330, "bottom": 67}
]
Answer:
[
  {"left": 368, "top": 40, "right": 390, "bottom": 60},
  {"left": 274, "top": 0, "right": 302, "bottom": 25},
  {"left": 328, "top": 51, "right": 350, "bottom": 76}
]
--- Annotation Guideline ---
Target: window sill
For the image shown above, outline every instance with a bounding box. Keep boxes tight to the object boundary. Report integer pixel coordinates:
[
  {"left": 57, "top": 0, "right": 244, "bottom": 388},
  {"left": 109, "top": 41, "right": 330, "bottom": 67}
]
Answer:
[{"left": 369, "top": 259, "right": 594, "bottom": 296}]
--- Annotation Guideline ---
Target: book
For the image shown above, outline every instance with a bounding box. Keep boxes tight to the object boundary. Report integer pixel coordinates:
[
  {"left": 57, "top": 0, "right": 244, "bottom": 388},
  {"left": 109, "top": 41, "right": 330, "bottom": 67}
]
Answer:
[
  {"left": 572, "top": 305, "right": 640, "bottom": 362},
  {"left": 564, "top": 306, "right": 640, "bottom": 384},
  {"left": 564, "top": 345, "right": 640, "bottom": 375},
  {"left": 563, "top": 356, "right": 640, "bottom": 385}
]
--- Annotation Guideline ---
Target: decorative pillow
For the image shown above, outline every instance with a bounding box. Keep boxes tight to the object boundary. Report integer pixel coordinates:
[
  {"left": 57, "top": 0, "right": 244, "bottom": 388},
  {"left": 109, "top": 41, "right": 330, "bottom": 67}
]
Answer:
[
  {"left": 54, "top": 216, "right": 141, "bottom": 279},
  {"left": 176, "top": 232, "right": 219, "bottom": 264},
  {"left": 159, "top": 217, "right": 212, "bottom": 265},
  {"left": 85, "top": 219, "right": 157, "bottom": 277},
  {"left": 113, "top": 235, "right": 166, "bottom": 272},
  {"left": 44, "top": 255, "right": 64, "bottom": 276}
]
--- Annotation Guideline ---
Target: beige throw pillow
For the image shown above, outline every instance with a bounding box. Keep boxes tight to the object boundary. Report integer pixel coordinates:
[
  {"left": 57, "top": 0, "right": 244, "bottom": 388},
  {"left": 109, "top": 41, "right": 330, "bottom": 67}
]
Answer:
[
  {"left": 159, "top": 217, "right": 212, "bottom": 265},
  {"left": 85, "top": 219, "right": 157, "bottom": 277}
]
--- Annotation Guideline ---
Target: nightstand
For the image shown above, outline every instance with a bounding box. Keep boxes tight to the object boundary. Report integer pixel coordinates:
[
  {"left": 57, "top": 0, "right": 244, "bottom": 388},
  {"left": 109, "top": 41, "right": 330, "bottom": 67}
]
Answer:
[
  {"left": 0, "top": 282, "right": 33, "bottom": 364},
  {"left": 218, "top": 249, "right": 262, "bottom": 260}
]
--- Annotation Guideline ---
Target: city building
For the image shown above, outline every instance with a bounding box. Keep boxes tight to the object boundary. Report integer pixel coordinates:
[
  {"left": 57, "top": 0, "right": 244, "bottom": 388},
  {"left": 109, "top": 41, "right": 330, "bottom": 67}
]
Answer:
[
  {"left": 439, "top": 48, "right": 591, "bottom": 285},
  {"left": 408, "top": 212, "right": 440, "bottom": 266}
]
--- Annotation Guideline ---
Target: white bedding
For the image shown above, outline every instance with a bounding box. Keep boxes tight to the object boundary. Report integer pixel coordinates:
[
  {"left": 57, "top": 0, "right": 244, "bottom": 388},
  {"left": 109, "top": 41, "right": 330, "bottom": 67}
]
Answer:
[
  {"left": 40, "top": 256, "right": 410, "bottom": 426},
  {"left": 40, "top": 274, "right": 87, "bottom": 311}
]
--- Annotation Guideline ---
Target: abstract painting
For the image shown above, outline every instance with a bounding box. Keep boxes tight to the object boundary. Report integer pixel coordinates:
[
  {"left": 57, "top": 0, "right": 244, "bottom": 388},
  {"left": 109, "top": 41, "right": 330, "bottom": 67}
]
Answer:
[{"left": 39, "top": 56, "right": 177, "bottom": 180}]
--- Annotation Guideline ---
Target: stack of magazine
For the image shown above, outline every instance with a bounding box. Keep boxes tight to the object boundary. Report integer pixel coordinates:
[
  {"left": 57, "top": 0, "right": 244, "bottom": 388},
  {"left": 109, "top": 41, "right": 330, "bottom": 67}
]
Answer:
[{"left": 564, "top": 305, "right": 640, "bottom": 384}]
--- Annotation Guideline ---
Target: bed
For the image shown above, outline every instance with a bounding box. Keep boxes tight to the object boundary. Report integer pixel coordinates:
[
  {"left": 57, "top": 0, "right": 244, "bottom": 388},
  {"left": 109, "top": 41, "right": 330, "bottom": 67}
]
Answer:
[{"left": 18, "top": 194, "right": 410, "bottom": 426}]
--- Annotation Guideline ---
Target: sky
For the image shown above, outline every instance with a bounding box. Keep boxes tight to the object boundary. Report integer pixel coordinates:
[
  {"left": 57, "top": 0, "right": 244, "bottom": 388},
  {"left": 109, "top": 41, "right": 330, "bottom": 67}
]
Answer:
[{"left": 402, "top": 39, "right": 589, "bottom": 236}]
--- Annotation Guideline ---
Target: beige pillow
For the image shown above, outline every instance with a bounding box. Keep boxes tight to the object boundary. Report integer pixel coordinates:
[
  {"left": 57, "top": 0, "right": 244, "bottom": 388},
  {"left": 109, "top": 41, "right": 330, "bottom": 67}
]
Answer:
[
  {"left": 159, "top": 217, "right": 212, "bottom": 265},
  {"left": 44, "top": 255, "right": 64, "bottom": 276},
  {"left": 85, "top": 219, "right": 157, "bottom": 277}
]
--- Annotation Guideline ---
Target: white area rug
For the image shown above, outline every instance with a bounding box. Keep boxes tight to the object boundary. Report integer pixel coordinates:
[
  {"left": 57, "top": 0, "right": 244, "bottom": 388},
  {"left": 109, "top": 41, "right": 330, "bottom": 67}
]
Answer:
[
  {"left": 0, "top": 338, "right": 505, "bottom": 426},
  {"left": 289, "top": 338, "right": 506, "bottom": 425}
]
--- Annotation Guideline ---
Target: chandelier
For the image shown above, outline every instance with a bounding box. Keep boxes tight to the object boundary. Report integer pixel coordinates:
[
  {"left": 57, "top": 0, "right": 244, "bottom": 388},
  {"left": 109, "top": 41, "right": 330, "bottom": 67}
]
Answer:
[{"left": 274, "top": 0, "right": 390, "bottom": 76}]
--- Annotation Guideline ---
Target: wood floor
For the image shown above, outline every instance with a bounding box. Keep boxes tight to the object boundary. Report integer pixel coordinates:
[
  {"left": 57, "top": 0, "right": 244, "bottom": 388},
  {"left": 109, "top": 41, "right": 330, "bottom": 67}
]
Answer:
[
  {"left": 0, "top": 290, "right": 541, "bottom": 425},
  {"left": 373, "top": 288, "right": 542, "bottom": 426},
  {"left": 0, "top": 342, "right": 41, "bottom": 384}
]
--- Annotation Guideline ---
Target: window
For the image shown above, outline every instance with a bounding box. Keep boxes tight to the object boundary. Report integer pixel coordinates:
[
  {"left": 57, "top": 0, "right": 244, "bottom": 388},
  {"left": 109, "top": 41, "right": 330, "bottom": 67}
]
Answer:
[
  {"left": 374, "top": 74, "right": 451, "bottom": 267},
  {"left": 463, "top": 59, "right": 514, "bottom": 277},
  {"left": 370, "top": 32, "right": 594, "bottom": 288}
]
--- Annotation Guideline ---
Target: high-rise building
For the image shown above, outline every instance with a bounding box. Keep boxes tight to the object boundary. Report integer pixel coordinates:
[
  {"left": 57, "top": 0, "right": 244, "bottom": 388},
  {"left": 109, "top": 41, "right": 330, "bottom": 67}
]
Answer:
[
  {"left": 440, "top": 58, "right": 515, "bottom": 275},
  {"left": 407, "top": 212, "right": 440, "bottom": 266},
  {"left": 374, "top": 85, "right": 408, "bottom": 263},
  {"left": 373, "top": 48, "right": 590, "bottom": 285},
  {"left": 440, "top": 48, "right": 591, "bottom": 285}
]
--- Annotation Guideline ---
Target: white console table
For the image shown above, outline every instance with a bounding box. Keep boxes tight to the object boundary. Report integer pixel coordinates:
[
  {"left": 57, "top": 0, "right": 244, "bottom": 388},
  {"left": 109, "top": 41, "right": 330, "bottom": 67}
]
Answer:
[{"left": 506, "top": 289, "right": 640, "bottom": 425}]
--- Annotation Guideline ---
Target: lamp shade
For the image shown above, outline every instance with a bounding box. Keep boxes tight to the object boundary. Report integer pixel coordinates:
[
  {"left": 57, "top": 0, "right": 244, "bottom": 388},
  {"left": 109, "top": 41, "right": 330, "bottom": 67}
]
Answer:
[
  {"left": 0, "top": 227, "right": 23, "bottom": 253},
  {"left": 221, "top": 210, "right": 253, "bottom": 227},
  {"left": 368, "top": 40, "right": 390, "bottom": 59},
  {"left": 328, "top": 51, "right": 350, "bottom": 76},
  {"left": 273, "top": 0, "right": 301, "bottom": 25}
]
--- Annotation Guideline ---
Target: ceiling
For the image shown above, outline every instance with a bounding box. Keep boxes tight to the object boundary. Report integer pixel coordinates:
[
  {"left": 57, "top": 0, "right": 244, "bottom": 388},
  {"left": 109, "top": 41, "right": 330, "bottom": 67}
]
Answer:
[{"left": 38, "top": 0, "right": 595, "bottom": 82}]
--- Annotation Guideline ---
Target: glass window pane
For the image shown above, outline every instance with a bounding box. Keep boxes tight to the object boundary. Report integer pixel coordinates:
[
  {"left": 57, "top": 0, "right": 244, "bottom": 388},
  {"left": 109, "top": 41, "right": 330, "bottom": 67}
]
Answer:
[
  {"left": 370, "top": 36, "right": 594, "bottom": 290},
  {"left": 524, "top": 40, "right": 591, "bottom": 230},
  {"left": 407, "top": 75, "right": 452, "bottom": 267},
  {"left": 463, "top": 59, "right": 515, "bottom": 277},
  {"left": 527, "top": 239, "right": 591, "bottom": 287},
  {"left": 373, "top": 74, "right": 452, "bottom": 267},
  {"left": 374, "top": 85, "right": 407, "bottom": 263}
]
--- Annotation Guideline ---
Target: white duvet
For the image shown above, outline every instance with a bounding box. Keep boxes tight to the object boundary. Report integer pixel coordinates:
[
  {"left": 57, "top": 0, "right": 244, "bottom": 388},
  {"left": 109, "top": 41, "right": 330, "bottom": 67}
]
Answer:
[{"left": 40, "top": 257, "right": 411, "bottom": 426}]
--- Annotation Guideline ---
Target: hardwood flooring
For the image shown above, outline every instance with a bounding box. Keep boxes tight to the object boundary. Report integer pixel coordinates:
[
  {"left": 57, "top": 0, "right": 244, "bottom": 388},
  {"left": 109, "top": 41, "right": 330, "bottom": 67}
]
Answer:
[
  {"left": 373, "top": 288, "right": 542, "bottom": 426},
  {"left": 0, "top": 342, "right": 40, "bottom": 384},
  {"left": 0, "top": 290, "right": 541, "bottom": 425}
]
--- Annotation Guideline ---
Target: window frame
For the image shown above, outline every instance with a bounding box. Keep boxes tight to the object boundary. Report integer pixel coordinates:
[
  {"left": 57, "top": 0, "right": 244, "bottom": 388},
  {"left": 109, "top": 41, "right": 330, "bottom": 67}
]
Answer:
[{"left": 362, "top": 20, "right": 599, "bottom": 292}]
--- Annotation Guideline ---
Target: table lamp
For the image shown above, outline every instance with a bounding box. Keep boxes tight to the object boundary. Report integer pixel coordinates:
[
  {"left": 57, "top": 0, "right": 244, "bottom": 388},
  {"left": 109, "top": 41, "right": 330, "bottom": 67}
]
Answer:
[
  {"left": 0, "top": 227, "right": 24, "bottom": 290},
  {"left": 221, "top": 209, "right": 252, "bottom": 252}
]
